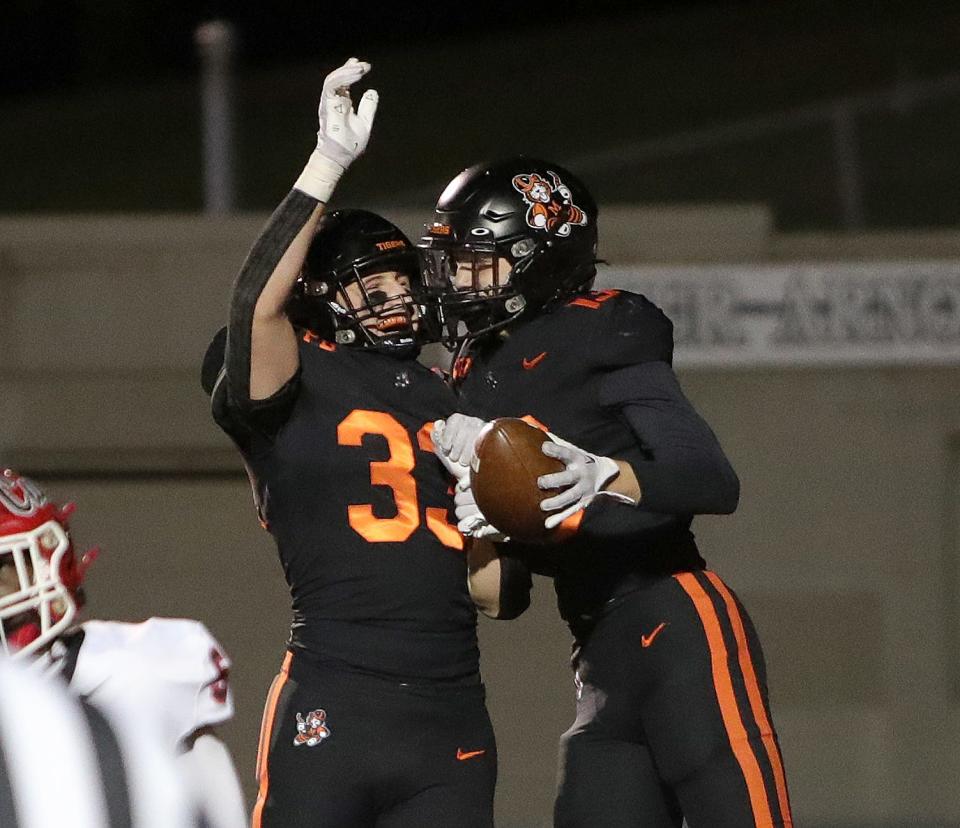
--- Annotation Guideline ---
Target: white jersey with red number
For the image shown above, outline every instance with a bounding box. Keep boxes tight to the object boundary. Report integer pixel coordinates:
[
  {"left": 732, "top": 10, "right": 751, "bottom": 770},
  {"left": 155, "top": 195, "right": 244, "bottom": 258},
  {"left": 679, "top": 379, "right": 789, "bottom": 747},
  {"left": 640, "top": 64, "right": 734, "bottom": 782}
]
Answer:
[{"left": 68, "top": 617, "right": 234, "bottom": 750}]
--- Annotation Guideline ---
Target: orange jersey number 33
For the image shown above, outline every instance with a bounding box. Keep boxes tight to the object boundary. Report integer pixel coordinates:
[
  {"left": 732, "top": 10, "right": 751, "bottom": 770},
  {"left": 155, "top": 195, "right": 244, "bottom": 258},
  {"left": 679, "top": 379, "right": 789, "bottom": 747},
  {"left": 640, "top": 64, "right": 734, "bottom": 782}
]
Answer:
[{"left": 337, "top": 411, "right": 462, "bottom": 550}]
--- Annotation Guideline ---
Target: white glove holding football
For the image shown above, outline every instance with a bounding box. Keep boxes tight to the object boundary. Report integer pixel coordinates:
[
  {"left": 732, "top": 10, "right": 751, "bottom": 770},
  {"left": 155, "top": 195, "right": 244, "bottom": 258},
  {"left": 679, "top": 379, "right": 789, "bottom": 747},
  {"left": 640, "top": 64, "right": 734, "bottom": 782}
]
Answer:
[
  {"left": 454, "top": 478, "right": 509, "bottom": 542},
  {"left": 538, "top": 432, "right": 637, "bottom": 529},
  {"left": 294, "top": 57, "right": 379, "bottom": 202},
  {"left": 431, "top": 414, "right": 490, "bottom": 482}
]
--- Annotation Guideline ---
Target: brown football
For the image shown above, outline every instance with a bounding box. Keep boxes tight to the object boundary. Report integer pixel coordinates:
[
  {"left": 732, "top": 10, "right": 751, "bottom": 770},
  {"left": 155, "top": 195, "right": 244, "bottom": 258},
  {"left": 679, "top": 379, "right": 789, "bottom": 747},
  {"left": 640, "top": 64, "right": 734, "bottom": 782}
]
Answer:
[{"left": 470, "top": 418, "right": 566, "bottom": 544}]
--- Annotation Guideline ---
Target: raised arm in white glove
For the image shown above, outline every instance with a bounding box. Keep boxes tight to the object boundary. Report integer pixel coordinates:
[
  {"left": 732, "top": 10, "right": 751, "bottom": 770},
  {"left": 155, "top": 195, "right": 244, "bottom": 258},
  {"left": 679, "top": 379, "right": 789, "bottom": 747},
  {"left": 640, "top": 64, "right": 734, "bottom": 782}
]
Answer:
[
  {"left": 294, "top": 57, "right": 379, "bottom": 203},
  {"left": 538, "top": 433, "right": 638, "bottom": 529},
  {"left": 431, "top": 414, "right": 490, "bottom": 482}
]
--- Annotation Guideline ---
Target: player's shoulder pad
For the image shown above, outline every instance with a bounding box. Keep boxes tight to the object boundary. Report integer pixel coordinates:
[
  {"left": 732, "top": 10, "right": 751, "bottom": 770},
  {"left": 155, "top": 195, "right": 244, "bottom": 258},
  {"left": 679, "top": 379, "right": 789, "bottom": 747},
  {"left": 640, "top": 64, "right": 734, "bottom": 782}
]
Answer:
[
  {"left": 579, "top": 289, "right": 674, "bottom": 367},
  {"left": 76, "top": 618, "right": 234, "bottom": 746},
  {"left": 204, "top": 326, "right": 249, "bottom": 441}
]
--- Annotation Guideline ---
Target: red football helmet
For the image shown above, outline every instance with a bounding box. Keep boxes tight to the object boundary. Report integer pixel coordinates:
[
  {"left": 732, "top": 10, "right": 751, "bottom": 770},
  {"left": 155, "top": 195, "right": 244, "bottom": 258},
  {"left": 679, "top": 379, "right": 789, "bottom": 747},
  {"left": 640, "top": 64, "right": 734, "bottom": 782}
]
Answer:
[{"left": 0, "top": 470, "right": 96, "bottom": 658}]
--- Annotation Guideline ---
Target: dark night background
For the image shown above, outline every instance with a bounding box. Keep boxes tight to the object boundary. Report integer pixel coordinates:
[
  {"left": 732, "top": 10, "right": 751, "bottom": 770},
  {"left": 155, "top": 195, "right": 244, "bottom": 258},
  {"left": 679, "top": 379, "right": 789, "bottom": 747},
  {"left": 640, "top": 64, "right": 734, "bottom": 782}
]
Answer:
[
  {"left": 3, "top": 0, "right": 960, "bottom": 228},
  {"left": 2, "top": 1, "right": 659, "bottom": 93}
]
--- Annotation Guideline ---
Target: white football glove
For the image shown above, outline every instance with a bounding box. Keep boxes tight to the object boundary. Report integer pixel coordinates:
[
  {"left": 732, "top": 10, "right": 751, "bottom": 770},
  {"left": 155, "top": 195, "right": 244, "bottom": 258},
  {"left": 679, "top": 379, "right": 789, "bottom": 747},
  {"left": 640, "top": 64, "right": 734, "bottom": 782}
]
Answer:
[
  {"left": 294, "top": 57, "right": 379, "bottom": 202},
  {"left": 454, "top": 479, "right": 509, "bottom": 542},
  {"left": 538, "top": 432, "right": 637, "bottom": 529},
  {"left": 431, "top": 414, "right": 490, "bottom": 482}
]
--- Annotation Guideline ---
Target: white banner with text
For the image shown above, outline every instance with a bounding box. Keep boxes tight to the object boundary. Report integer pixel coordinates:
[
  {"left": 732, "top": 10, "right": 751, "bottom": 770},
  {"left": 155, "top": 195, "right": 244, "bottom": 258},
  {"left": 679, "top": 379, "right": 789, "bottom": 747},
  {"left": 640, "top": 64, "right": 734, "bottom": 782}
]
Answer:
[{"left": 599, "top": 262, "right": 960, "bottom": 366}]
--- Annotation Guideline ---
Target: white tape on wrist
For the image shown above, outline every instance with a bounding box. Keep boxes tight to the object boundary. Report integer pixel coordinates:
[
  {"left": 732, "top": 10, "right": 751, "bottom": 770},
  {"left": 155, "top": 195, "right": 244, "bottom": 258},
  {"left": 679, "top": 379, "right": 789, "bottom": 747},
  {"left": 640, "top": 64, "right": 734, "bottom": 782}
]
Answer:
[{"left": 293, "top": 150, "right": 346, "bottom": 203}]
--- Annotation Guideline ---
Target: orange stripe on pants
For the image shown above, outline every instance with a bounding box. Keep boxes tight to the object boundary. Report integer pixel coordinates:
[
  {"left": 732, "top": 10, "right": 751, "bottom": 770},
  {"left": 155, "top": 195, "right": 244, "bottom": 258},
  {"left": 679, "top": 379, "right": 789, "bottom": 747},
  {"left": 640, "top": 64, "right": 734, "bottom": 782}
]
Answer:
[
  {"left": 674, "top": 572, "right": 774, "bottom": 827},
  {"left": 704, "top": 571, "right": 793, "bottom": 827},
  {"left": 251, "top": 651, "right": 293, "bottom": 828}
]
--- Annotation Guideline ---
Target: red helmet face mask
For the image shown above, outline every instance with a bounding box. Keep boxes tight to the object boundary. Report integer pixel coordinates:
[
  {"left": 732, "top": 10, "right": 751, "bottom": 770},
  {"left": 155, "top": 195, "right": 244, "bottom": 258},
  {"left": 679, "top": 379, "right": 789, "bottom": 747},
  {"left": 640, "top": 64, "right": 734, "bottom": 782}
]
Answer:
[{"left": 0, "top": 470, "right": 96, "bottom": 658}]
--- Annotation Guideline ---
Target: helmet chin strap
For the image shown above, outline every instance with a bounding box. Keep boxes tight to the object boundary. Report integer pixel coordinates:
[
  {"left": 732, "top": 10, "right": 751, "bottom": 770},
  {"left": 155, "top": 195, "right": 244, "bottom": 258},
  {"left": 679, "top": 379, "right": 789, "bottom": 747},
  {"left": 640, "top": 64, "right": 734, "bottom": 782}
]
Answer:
[{"left": 452, "top": 292, "right": 527, "bottom": 351}]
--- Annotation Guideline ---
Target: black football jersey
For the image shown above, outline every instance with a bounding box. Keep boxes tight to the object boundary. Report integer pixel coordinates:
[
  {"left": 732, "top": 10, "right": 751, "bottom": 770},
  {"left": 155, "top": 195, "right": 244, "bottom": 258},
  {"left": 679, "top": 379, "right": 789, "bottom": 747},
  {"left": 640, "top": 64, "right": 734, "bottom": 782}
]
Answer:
[
  {"left": 215, "top": 336, "right": 476, "bottom": 681},
  {"left": 455, "top": 289, "right": 707, "bottom": 625}
]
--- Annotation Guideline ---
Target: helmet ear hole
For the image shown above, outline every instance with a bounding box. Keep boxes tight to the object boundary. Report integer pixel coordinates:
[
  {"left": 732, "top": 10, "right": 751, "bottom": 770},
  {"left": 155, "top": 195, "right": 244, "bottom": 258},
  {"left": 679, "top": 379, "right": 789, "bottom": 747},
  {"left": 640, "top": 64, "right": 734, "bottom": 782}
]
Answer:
[
  {"left": 504, "top": 296, "right": 526, "bottom": 314},
  {"left": 510, "top": 238, "right": 536, "bottom": 259}
]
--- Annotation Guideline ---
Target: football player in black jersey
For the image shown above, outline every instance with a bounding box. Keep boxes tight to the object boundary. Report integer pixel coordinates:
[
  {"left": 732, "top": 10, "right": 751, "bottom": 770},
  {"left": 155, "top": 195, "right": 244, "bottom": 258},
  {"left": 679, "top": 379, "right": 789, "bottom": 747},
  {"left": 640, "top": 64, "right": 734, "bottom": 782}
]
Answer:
[
  {"left": 422, "top": 159, "right": 793, "bottom": 827},
  {"left": 204, "top": 61, "right": 494, "bottom": 827}
]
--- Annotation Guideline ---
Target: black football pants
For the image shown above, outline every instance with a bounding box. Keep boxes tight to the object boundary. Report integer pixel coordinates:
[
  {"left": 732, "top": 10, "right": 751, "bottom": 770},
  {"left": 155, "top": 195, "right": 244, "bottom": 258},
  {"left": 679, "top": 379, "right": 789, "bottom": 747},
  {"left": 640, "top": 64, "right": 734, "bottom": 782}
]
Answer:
[
  {"left": 252, "top": 651, "right": 496, "bottom": 827},
  {"left": 555, "top": 569, "right": 793, "bottom": 827}
]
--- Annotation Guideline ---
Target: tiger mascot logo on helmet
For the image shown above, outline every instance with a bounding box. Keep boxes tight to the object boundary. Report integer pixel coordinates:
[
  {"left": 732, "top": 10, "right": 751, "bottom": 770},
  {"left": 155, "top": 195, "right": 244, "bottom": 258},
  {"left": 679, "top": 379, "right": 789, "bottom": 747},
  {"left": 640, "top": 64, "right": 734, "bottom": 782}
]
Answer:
[{"left": 511, "top": 171, "right": 587, "bottom": 237}]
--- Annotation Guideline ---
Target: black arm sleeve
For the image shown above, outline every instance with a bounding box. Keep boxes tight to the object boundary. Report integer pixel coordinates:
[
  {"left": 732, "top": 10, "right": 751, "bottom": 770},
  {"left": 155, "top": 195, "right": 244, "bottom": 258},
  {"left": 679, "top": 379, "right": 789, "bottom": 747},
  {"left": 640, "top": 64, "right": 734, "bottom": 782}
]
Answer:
[
  {"left": 599, "top": 361, "right": 740, "bottom": 514},
  {"left": 221, "top": 188, "right": 318, "bottom": 438},
  {"left": 495, "top": 554, "right": 533, "bottom": 620},
  {"left": 202, "top": 323, "right": 301, "bottom": 450}
]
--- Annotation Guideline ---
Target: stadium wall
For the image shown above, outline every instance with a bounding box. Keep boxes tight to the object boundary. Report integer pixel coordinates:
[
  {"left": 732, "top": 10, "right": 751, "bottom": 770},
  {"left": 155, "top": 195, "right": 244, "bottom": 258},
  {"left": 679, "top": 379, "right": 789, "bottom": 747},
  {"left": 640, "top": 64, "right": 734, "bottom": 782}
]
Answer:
[{"left": 1, "top": 209, "right": 958, "bottom": 827}]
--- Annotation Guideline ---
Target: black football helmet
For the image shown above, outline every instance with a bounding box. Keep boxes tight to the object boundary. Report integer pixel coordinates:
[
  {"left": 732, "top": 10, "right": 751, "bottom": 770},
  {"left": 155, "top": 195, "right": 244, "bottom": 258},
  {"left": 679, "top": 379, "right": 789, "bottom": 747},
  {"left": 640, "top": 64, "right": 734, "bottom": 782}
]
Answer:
[
  {"left": 418, "top": 157, "right": 598, "bottom": 346},
  {"left": 286, "top": 209, "right": 428, "bottom": 355}
]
